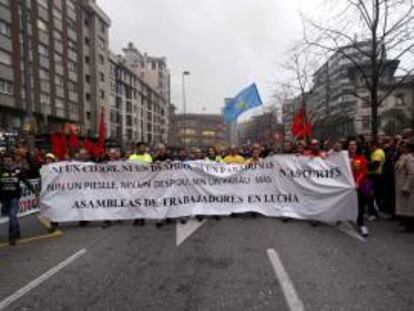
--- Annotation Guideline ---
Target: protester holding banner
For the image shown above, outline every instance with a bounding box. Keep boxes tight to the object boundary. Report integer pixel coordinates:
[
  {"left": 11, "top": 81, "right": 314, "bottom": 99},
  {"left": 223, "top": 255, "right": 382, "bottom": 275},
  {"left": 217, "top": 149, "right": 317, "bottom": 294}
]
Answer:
[
  {"left": 296, "top": 141, "right": 306, "bottom": 155},
  {"left": 348, "top": 140, "right": 370, "bottom": 237},
  {"left": 129, "top": 142, "right": 152, "bottom": 227},
  {"left": 245, "top": 145, "right": 262, "bottom": 165},
  {"left": 0, "top": 153, "right": 38, "bottom": 245},
  {"left": 45, "top": 153, "right": 60, "bottom": 233},
  {"left": 129, "top": 142, "right": 152, "bottom": 164},
  {"left": 223, "top": 147, "right": 245, "bottom": 164},
  {"left": 367, "top": 141, "right": 386, "bottom": 220},
  {"left": 77, "top": 148, "right": 92, "bottom": 228},
  {"left": 102, "top": 148, "right": 121, "bottom": 229},
  {"left": 205, "top": 147, "right": 223, "bottom": 163}
]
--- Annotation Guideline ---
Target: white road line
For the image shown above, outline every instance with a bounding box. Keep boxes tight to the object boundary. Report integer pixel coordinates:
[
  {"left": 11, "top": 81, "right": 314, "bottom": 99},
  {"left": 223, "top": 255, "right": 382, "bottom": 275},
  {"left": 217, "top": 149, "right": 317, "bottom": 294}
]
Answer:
[
  {"left": 0, "top": 248, "right": 87, "bottom": 310},
  {"left": 267, "top": 248, "right": 305, "bottom": 311},
  {"left": 176, "top": 218, "right": 207, "bottom": 246},
  {"left": 336, "top": 222, "right": 366, "bottom": 242}
]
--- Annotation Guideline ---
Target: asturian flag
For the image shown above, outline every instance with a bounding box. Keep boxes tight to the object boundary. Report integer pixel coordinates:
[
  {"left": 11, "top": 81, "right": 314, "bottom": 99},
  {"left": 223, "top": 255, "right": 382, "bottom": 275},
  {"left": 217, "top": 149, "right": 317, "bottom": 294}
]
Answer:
[{"left": 223, "top": 83, "right": 263, "bottom": 123}]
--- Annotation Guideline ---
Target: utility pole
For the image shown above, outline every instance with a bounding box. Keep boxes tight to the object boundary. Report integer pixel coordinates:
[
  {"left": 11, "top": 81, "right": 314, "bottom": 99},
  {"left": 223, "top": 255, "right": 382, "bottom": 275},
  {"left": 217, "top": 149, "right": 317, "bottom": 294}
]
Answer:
[{"left": 182, "top": 70, "right": 190, "bottom": 150}]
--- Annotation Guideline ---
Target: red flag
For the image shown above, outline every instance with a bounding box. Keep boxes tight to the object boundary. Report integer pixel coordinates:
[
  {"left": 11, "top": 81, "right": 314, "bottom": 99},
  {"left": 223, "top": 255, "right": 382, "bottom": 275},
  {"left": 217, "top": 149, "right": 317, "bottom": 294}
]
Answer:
[
  {"left": 291, "top": 108, "right": 312, "bottom": 138},
  {"left": 68, "top": 127, "right": 79, "bottom": 151},
  {"left": 50, "top": 133, "right": 67, "bottom": 160},
  {"left": 83, "top": 138, "right": 95, "bottom": 157},
  {"left": 95, "top": 107, "right": 106, "bottom": 156}
]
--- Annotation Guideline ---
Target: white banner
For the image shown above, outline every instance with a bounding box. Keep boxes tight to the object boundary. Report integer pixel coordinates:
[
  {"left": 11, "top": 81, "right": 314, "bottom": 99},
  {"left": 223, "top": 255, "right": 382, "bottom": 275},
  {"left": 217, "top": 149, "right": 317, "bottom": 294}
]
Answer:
[
  {"left": 40, "top": 152, "right": 358, "bottom": 223},
  {"left": 0, "top": 179, "right": 41, "bottom": 224}
]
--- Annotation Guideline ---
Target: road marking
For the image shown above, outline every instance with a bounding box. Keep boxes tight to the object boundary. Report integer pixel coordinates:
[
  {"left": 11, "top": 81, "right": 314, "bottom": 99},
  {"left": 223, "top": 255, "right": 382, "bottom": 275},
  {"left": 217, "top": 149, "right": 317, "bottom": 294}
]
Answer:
[
  {"left": 336, "top": 222, "right": 366, "bottom": 242},
  {"left": 37, "top": 215, "right": 52, "bottom": 229},
  {"left": 0, "top": 230, "right": 63, "bottom": 250},
  {"left": 0, "top": 248, "right": 87, "bottom": 310},
  {"left": 176, "top": 218, "right": 207, "bottom": 246},
  {"left": 267, "top": 248, "right": 305, "bottom": 311}
]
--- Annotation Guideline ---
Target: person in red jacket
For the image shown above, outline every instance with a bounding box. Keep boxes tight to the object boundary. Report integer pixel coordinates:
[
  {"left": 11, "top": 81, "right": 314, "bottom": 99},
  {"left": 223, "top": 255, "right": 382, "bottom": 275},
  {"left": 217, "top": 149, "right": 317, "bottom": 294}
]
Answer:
[{"left": 348, "top": 140, "right": 370, "bottom": 236}]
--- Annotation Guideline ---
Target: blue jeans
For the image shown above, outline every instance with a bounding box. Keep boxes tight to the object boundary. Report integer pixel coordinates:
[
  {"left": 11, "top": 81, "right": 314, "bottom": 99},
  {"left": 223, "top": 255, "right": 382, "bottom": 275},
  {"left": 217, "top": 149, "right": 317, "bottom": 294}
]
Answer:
[{"left": 2, "top": 198, "right": 20, "bottom": 241}]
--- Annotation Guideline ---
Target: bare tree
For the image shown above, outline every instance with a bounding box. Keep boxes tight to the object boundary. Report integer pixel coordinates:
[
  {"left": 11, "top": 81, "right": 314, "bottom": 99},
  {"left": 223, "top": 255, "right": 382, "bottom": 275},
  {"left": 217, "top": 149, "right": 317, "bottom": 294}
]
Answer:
[
  {"left": 303, "top": 0, "right": 414, "bottom": 137},
  {"left": 273, "top": 41, "right": 329, "bottom": 139}
]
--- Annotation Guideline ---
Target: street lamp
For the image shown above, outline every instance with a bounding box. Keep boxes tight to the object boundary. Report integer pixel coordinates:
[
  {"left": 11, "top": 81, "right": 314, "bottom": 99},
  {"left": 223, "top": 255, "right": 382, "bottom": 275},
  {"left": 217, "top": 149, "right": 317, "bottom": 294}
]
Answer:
[{"left": 182, "top": 70, "right": 190, "bottom": 149}]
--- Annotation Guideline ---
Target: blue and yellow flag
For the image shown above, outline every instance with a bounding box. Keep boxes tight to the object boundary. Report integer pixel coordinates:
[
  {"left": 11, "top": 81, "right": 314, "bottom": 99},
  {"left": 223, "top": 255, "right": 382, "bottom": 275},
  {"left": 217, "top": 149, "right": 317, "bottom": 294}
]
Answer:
[{"left": 223, "top": 83, "right": 263, "bottom": 123}]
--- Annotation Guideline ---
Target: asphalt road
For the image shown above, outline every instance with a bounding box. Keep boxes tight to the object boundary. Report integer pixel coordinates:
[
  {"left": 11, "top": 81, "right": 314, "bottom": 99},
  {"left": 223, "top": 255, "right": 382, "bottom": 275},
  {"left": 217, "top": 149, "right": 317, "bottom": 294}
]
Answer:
[{"left": 1, "top": 216, "right": 414, "bottom": 311}]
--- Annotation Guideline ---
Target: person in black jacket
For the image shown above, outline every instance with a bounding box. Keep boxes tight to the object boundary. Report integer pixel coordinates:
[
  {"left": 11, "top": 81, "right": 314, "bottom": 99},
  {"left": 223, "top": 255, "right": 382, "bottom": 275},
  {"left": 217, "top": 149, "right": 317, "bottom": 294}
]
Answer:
[{"left": 0, "top": 153, "right": 38, "bottom": 245}]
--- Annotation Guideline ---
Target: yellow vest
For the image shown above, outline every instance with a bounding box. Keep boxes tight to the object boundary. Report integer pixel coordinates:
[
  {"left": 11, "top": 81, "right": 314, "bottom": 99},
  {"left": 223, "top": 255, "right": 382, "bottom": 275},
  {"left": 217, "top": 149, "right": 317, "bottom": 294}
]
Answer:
[
  {"left": 370, "top": 148, "right": 385, "bottom": 175},
  {"left": 129, "top": 153, "right": 153, "bottom": 164},
  {"left": 223, "top": 155, "right": 245, "bottom": 164}
]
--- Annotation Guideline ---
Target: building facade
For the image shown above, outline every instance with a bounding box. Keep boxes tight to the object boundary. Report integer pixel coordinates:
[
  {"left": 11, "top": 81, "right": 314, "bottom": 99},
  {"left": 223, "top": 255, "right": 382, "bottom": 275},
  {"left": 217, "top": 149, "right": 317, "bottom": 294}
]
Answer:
[
  {"left": 282, "top": 41, "right": 414, "bottom": 140},
  {"left": 237, "top": 107, "right": 282, "bottom": 147},
  {"left": 108, "top": 52, "right": 169, "bottom": 148},
  {"left": 169, "top": 113, "right": 230, "bottom": 150},
  {"left": 122, "top": 42, "right": 171, "bottom": 106},
  {"left": 0, "top": 0, "right": 85, "bottom": 133},
  {"left": 80, "top": 0, "right": 111, "bottom": 136}
]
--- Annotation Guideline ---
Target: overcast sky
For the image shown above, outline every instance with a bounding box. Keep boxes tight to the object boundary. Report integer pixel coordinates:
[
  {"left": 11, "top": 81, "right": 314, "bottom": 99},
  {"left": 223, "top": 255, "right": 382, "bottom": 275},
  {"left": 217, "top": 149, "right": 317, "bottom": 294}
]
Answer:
[{"left": 98, "top": 0, "right": 318, "bottom": 115}]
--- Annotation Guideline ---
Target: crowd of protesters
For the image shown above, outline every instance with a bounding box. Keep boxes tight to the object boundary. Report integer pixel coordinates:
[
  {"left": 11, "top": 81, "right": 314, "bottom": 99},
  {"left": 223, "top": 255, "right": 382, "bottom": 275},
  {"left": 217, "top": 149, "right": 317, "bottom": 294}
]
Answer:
[{"left": 1, "top": 128, "right": 413, "bottom": 245}]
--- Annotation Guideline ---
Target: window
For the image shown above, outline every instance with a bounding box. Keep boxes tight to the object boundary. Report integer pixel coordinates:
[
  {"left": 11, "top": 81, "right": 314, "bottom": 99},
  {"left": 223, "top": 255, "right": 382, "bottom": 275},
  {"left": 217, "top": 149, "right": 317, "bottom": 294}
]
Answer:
[
  {"left": 54, "top": 52, "right": 63, "bottom": 64},
  {"left": 85, "top": 74, "right": 90, "bottom": 83},
  {"left": 68, "top": 81, "right": 76, "bottom": 92},
  {"left": 53, "top": 30, "right": 62, "bottom": 42},
  {"left": 100, "top": 20, "right": 106, "bottom": 34},
  {"left": 84, "top": 37, "right": 90, "bottom": 46},
  {"left": 68, "top": 40, "right": 76, "bottom": 50},
  {"left": 53, "top": 8, "right": 62, "bottom": 21},
  {"left": 85, "top": 93, "right": 91, "bottom": 101},
  {"left": 99, "top": 54, "right": 104, "bottom": 65},
  {"left": 86, "top": 111, "right": 91, "bottom": 120},
  {"left": 0, "top": 49, "right": 11, "bottom": 65},
  {"left": 68, "top": 60, "right": 76, "bottom": 72},
  {"left": 39, "top": 68, "right": 49, "bottom": 80},
  {"left": 55, "top": 98, "right": 64, "bottom": 108},
  {"left": 37, "top": 0, "right": 48, "bottom": 9},
  {"left": 152, "top": 61, "right": 156, "bottom": 70},
  {"left": 85, "top": 56, "right": 90, "bottom": 64},
  {"left": 126, "top": 102, "right": 132, "bottom": 113},
  {"left": 66, "top": 0, "right": 75, "bottom": 11},
  {"left": 361, "top": 96, "right": 370, "bottom": 108},
  {"left": 361, "top": 116, "right": 370, "bottom": 130},
  {"left": 40, "top": 93, "right": 50, "bottom": 105},
  {"left": 98, "top": 38, "right": 105, "bottom": 50},
  {"left": 100, "top": 90, "right": 105, "bottom": 99},
  {"left": 110, "top": 110, "right": 116, "bottom": 123},
  {"left": 37, "top": 19, "right": 48, "bottom": 33},
  {"left": 100, "top": 72, "right": 104, "bottom": 82},
  {"left": 202, "top": 130, "right": 216, "bottom": 137},
  {"left": 38, "top": 43, "right": 49, "bottom": 57},
  {"left": 84, "top": 18, "right": 89, "bottom": 27},
  {"left": 55, "top": 75, "right": 64, "bottom": 86},
  {"left": 0, "top": 78, "right": 12, "bottom": 95},
  {"left": 0, "top": 20, "right": 10, "bottom": 37},
  {"left": 126, "top": 116, "right": 132, "bottom": 126}
]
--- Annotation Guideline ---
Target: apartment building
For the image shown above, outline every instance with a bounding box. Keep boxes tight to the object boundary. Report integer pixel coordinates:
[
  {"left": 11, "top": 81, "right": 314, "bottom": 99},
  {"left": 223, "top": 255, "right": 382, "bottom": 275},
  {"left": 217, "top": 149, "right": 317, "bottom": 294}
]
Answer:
[
  {"left": 80, "top": 0, "right": 110, "bottom": 136},
  {"left": 108, "top": 52, "right": 169, "bottom": 147},
  {"left": 122, "top": 42, "right": 171, "bottom": 106},
  {"left": 0, "top": 0, "right": 83, "bottom": 132},
  {"left": 283, "top": 41, "right": 414, "bottom": 140},
  {"left": 169, "top": 113, "right": 230, "bottom": 149}
]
